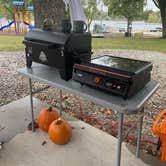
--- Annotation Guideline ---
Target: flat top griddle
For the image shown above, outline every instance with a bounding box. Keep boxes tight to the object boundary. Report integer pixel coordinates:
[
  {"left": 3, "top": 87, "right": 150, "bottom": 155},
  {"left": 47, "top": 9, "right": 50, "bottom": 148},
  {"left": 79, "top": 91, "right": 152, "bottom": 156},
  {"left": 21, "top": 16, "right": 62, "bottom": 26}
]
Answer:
[
  {"left": 91, "top": 55, "right": 151, "bottom": 74},
  {"left": 73, "top": 55, "right": 153, "bottom": 98}
]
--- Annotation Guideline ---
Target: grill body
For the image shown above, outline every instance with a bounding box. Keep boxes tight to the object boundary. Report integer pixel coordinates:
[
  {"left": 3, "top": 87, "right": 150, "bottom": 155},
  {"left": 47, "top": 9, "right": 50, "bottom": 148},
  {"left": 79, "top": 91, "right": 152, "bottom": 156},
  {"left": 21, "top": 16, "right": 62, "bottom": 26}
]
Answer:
[{"left": 23, "top": 29, "right": 92, "bottom": 80}]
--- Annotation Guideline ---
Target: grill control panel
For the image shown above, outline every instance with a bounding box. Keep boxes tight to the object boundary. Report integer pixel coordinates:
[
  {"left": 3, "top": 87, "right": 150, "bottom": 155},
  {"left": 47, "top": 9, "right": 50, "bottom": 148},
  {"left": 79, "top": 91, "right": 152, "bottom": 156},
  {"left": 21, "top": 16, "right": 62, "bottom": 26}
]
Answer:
[{"left": 74, "top": 70, "right": 128, "bottom": 96}]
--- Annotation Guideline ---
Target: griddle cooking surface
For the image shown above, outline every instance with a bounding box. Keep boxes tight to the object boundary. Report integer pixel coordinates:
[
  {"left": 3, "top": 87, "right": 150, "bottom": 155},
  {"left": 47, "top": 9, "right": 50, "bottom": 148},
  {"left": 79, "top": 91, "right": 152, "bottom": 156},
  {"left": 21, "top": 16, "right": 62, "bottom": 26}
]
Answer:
[{"left": 91, "top": 56, "right": 148, "bottom": 72}]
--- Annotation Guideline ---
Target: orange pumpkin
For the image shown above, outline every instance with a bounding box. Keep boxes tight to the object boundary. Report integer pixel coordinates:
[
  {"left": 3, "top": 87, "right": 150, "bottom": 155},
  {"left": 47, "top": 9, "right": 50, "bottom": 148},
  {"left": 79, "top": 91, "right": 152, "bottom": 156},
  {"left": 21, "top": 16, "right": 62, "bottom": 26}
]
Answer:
[
  {"left": 48, "top": 118, "right": 72, "bottom": 145},
  {"left": 37, "top": 107, "right": 60, "bottom": 132}
]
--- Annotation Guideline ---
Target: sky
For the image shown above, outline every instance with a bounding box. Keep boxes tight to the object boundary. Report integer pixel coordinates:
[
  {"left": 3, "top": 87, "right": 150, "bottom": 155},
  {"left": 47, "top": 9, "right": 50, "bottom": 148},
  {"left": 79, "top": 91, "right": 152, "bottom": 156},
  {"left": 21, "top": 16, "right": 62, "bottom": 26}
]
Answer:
[{"left": 145, "top": 0, "right": 159, "bottom": 11}]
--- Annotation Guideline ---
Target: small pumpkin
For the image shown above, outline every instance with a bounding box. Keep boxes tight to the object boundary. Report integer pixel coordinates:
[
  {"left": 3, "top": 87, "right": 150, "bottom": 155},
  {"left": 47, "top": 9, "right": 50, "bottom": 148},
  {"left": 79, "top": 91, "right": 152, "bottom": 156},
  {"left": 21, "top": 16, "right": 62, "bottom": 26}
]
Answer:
[
  {"left": 37, "top": 106, "right": 60, "bottom": 132},
  {"left": 48, "top": 118, "right": 72, "bottom": 145}
]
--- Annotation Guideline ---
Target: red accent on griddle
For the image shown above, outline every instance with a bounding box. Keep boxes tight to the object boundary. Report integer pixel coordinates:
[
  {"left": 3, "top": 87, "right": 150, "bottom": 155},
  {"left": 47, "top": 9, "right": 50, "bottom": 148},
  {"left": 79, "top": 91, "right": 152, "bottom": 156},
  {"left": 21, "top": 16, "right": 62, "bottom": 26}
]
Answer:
[{"left": 74, "top": 64, "right": 131, "bottom": 79}]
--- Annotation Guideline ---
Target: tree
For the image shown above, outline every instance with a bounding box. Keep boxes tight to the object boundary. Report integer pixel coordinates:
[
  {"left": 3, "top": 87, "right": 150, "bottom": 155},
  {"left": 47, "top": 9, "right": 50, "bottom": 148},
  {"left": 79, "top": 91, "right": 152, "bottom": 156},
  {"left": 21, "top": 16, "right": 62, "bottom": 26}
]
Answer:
[
  {"left": 147, "top": 11, "right": 161, "bottom": 23},
  {"left": 152, "top": 0, "right": 166, "bottom": 38},
  {"left": 104, "top": 0, "right": 144, "bottom": 36},
  {"left": 0, "top": 0, "right": 33, "bottom": 19},
  {"left": 0, "top": 0, "right": 14, "bottom": 19},
  {"left": 143, "top": 10, "right": 161, "bottom": 23},
  {"left": 33, "top": 0, "right": 65, "bottom": 31},
  {"left": 82, "top": 0, "right": 100, "bottom": 32},
  {"left": 0, "top": 2, "right": 7, "bottom": 18}
]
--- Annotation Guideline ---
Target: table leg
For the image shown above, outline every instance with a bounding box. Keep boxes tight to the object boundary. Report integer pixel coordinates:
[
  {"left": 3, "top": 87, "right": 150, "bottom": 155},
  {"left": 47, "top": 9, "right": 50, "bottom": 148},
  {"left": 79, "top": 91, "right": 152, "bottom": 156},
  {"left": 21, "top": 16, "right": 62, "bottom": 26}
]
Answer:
[
  {"left": 136, "top": 112, "right": 144, "bottom": 157},
  {"left": 59, "top": 90, "right": 63, "bottom": 116},
  {"left": 29, "top": 78, "right": 35, "bottom": 132},
  {"left": 116, "top": 113, "right": 124, "bottom": 166}
]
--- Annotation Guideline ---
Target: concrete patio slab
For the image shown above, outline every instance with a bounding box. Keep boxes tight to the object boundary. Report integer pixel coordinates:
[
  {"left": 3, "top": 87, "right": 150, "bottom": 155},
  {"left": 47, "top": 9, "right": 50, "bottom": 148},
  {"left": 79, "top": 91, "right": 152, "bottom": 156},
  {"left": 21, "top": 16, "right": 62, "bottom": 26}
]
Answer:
[
  {"left": 0, "top": 97, "right": 165, "bottom": 166},
  {"left": 0, "top": 96, "right": 46, "bottom": 142}
]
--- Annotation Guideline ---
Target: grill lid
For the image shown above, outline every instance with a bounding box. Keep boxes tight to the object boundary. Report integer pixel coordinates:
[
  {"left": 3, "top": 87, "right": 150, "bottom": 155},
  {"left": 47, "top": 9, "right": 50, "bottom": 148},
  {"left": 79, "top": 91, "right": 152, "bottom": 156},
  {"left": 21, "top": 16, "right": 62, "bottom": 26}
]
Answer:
[{"left": 25, "top": 29, "right": 70, "bottom": 45}]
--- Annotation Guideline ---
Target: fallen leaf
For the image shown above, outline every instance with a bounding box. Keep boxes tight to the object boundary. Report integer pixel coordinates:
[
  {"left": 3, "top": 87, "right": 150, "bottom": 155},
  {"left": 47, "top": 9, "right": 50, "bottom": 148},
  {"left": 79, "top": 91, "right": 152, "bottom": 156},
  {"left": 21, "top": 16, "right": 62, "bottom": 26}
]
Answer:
[
  {"left": 0, "top": 109, "right": 8, "bottom": 112},
  {"left": 62, "top": 95, "right": 68, "bottom": 100},
  {"left": 104, "top": 109, "right": 112, "bottom": 116},
  {"left": 0, "top": 142, "right": 4, "bottom": 150},
  {"left": 0, "top": 126, "right": 5, "bottom": 131},
  {"left": 42, "top": 141, "right": 47, "bottom": 146},
  {"left": 39, "top": 95, "right": 46, "bottom": 101},
  {"left": 93, "top": 124, "right": 102, "bottom": 129}
]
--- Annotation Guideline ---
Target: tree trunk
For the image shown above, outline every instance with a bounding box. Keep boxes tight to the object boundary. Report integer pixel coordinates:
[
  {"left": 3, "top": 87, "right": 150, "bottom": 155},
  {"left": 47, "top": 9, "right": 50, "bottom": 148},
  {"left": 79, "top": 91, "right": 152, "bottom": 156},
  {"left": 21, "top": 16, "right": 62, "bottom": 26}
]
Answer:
[
  {"left": 87, "top": 20, "right": 92, "bottom": 32},
  {"left": 33, "top": 0, "right": 65, "bottom": 31},
  {"left": 87, "top": 23, "right": 90, "bottom": 32},
  {"left": 158, "top": 0, "right": 166, "bottom": 38},
  {"left": 161, "top": 16, "right": 166, "bottom": 38},
  {"left": 126, "top": 18, "right": 132, "bottom": 37}
]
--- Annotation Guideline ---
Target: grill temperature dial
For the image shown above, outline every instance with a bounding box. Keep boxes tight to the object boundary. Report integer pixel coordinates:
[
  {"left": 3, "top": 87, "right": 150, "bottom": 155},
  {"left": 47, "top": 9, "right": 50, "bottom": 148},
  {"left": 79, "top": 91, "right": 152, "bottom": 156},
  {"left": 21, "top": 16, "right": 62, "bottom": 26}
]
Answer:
[{"left": 94, "top": 77, "right": 103, "bottom": 85}]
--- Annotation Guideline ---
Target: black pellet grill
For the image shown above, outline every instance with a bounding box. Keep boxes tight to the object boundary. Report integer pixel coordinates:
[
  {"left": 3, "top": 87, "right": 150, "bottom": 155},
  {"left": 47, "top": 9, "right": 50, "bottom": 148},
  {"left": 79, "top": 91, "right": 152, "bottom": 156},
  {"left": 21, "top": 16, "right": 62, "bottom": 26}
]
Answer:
[
  {"left": 23, "top": 29, "right": 91, "bottom": 80},
  {"left": 73, "top": 55, "right": 152, "bottom": 98}
]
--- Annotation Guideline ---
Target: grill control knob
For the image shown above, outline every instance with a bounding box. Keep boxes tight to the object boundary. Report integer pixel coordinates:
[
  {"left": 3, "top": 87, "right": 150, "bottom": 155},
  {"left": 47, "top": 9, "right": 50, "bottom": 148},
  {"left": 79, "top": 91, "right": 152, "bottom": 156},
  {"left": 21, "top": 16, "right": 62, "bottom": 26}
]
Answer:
[
  {"left": 105, "top": 82, "right": 113, "bottom": 87},
  {"left": 113, "top": 84, "right": 117, "bottom": 88},
  {"left": 94, "top": 77, "right": 103, "bottom": 85},
  {"left": 117, "top": 86, "right": 121, "bottom": 89}
]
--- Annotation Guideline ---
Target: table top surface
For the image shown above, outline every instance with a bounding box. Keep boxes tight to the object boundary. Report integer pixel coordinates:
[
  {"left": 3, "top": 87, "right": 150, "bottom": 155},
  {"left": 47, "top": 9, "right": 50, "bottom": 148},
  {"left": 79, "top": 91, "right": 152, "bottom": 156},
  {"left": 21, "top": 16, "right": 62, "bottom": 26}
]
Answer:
[{"left": 18, "top": 63, "right": 159, "bottom": 114}]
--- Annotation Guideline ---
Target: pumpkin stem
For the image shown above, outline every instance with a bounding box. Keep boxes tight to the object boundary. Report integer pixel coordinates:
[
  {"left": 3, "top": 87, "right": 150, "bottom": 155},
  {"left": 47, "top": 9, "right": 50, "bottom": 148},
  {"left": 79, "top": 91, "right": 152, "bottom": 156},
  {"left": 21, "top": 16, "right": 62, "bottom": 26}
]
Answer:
[
  {"left": 48, "top": 106, "right": 52, "bottom": 112},
  {"left": 56, "top": 118, "right": 63, "bottom": 125}
]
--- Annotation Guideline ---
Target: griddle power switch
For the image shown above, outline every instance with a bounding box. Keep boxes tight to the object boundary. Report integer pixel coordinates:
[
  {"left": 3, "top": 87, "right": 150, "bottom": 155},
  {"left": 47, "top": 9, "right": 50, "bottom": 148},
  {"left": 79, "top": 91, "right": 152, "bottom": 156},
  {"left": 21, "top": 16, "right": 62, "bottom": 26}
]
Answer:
[
  {"left": 76, "top": 72, "right": 83, "bottom": 77},
  {"left": 105, "top": 82, "right": 113, "bottom": 87}
]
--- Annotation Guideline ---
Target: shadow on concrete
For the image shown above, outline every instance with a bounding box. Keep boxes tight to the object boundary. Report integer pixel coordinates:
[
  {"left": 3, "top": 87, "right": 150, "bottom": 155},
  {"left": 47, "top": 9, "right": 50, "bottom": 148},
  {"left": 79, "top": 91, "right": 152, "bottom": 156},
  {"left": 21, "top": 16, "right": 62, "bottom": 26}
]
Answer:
[{"left": 126, "top": 144, "right": 166, "bottom": 166}]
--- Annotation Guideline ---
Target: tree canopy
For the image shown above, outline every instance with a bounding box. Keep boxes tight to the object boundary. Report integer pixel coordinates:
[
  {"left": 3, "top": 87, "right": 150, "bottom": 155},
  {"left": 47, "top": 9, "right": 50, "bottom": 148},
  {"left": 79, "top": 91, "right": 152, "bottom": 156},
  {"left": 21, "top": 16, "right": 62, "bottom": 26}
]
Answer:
[
  {"left": 104, "top": 0, "right": 144, "bottom": 20},
  {"left": 143, "top": 10, "right": 161, "bottom": 23},
  {"left": 104, "top": 0, "right": 144, "bottom": 35},
  {"left": 0, "top": 2, "right": 7, "bottom": 18},
  {"left": 82, "top": 0, "right": 100, "bottom": 32},
  {"left": 0, "top": 0, "right": 32, "bottom": 19}
]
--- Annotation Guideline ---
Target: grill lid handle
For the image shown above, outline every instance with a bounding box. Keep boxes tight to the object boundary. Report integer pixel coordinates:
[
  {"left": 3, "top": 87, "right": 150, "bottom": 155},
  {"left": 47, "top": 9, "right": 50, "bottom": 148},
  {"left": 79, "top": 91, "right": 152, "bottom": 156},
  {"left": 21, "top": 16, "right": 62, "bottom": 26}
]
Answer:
[{"left": 23, "top": 40, "right": 62, "bottom": 49}]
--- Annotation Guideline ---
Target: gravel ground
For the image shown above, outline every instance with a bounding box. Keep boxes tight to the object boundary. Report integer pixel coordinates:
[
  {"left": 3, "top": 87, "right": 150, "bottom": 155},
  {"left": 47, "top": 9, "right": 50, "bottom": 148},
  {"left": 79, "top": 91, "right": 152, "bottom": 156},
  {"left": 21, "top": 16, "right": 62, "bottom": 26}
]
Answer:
[{"left": 0, "top": 50, "right": 166, "bottom": 156}]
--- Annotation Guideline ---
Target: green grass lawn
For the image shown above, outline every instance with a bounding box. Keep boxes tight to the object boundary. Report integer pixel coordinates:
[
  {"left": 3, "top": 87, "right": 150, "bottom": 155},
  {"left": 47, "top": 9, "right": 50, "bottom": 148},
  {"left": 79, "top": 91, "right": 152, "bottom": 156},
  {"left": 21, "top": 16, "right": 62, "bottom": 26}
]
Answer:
[
  {"left": 0, "top": 36, "right": 24, "bottom": 51},
  {"left": 92, "top": 37, "right": 166, "bottom": 53},
  {"left": 0, "top": 35, "right": 166, "bottom": 53}
]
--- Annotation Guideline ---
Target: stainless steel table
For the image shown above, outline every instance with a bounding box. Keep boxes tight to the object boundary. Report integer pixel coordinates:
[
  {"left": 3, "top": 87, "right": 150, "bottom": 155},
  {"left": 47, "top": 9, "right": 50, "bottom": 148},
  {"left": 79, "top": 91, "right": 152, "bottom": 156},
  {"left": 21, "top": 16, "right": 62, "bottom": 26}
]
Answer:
[{"left": 18, "top": 63, "right": 159, "bottom": 166}]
